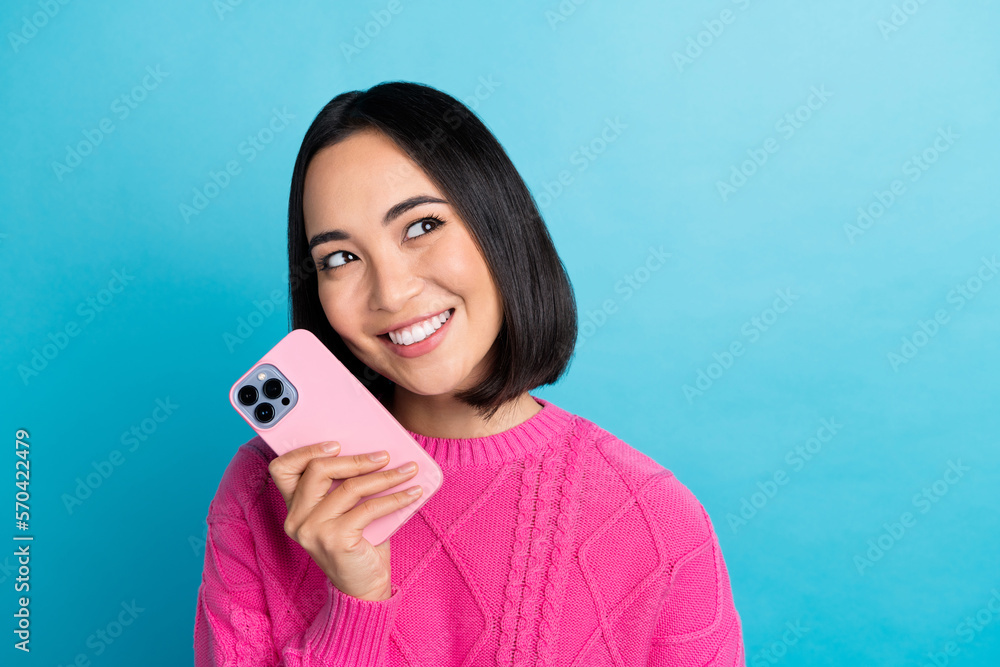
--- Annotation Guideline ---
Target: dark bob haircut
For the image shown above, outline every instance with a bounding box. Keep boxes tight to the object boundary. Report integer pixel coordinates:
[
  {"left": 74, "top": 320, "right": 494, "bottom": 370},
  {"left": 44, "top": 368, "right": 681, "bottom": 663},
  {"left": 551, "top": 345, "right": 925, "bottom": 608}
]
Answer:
[{"left": 287, "top": 81, "right": 577, "bottom": 422}]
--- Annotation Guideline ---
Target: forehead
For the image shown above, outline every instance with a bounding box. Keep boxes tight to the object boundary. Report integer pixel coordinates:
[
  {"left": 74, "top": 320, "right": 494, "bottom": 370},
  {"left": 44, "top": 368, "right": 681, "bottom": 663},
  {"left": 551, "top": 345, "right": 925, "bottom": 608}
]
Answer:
[{"left": 303, "top": 130, "right": 440, "bottom": 232}]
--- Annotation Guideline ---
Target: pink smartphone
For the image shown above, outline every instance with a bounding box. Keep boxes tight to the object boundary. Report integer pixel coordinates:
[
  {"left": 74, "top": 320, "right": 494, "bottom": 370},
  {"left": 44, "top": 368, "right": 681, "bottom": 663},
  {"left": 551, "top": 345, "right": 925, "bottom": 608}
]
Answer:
[{"left": 228, "top": 328, "right": 443, "bottom": 546}]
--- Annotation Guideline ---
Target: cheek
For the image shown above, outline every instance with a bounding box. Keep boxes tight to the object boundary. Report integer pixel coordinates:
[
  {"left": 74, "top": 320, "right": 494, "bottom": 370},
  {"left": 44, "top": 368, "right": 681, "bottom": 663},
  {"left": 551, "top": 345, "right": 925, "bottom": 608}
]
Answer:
[
  {"left": 431, "top": 235, "right": 491, "bottom": 288},
  {"left": 317, "top": 283, "right": 358, "bottom": 336},
  {"left": 432, "top": 237, "right": 503, "bottom": 328}
]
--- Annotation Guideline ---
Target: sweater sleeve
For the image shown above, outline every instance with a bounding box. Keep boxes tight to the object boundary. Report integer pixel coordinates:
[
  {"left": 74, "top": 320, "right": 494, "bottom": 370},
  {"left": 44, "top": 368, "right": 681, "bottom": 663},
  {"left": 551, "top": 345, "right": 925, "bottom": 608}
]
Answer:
[
  {"left": 193, "top": 508, "right": 402, "bottom": 666},
  {"left": 647, "top": 505, "right": 745, "bottom": 667}
]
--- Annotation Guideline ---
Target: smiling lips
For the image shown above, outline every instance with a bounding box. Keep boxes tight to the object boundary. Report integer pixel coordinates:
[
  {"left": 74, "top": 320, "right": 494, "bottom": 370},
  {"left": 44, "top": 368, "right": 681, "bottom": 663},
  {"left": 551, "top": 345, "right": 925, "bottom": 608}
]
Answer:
[
  {"left": 386, "top": 308, "right": 453, "bottom": 346},
  {"left": 379, "top": 307, "right": 455, "bottom": 359}
]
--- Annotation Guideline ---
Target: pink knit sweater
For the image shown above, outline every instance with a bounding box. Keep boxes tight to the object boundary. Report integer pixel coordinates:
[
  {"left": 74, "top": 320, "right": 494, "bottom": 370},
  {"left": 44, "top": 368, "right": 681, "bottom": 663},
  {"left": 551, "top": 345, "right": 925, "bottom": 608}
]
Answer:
[{"left": 194, "top": 396, "right": 745, "bottom": 666}]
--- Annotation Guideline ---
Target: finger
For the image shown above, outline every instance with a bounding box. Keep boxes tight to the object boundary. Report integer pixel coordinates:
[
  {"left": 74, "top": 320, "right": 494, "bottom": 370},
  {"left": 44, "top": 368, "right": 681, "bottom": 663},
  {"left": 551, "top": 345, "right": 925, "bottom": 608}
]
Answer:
[
  {"left": 309, "top": 462, "right": 420, "bottom": 532},
  {"left": 285, "top": 452, "right": 395, "bottom": 532},
  {"left": 268, "top": 441, "right": 341, "bottom": 504},
  {"left": 333, "top": 482, "right": 423, "bottom": 543}
]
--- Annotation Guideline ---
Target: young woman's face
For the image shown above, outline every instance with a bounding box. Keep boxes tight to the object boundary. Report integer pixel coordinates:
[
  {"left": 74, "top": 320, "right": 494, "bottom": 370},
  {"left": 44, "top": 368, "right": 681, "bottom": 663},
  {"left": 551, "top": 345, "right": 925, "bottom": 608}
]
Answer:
[{"left": 302, "top": 129, "right": 504, "bottom": 397}]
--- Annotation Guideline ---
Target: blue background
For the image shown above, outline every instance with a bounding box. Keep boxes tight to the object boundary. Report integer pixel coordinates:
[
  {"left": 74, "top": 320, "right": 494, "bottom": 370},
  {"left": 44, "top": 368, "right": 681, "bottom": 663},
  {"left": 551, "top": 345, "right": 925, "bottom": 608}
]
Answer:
[{"left": 2, "top": 0, "right": 998, "bottom": 664}]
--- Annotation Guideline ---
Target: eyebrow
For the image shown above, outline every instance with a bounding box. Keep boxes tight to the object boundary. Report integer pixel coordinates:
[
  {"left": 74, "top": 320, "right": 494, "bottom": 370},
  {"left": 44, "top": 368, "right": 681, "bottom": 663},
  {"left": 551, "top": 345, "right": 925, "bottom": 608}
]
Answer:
[{"left": 307, "top": 194, "right": 448, "bottom": 253}]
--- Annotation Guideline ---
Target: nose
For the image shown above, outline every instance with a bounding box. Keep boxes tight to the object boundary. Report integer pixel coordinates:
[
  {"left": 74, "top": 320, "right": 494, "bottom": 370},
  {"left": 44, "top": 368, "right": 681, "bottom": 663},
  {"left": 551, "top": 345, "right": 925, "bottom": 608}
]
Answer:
[{"left": 368, "top": 250, "right": 423, "bottom": 312}]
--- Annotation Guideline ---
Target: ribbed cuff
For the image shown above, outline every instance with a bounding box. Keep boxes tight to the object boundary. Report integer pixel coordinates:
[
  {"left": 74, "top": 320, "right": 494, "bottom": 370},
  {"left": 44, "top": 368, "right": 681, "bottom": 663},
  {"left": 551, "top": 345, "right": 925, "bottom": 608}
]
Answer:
[{"left": 306, "top": 578, "right": 401, "bottom": 666}]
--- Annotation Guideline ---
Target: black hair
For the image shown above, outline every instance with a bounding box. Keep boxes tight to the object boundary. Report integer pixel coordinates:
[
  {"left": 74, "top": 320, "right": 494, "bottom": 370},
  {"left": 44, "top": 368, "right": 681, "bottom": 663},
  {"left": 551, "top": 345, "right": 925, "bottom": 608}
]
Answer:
[{"left": 287, "top": 81, "right": 577, "bottom": 422}]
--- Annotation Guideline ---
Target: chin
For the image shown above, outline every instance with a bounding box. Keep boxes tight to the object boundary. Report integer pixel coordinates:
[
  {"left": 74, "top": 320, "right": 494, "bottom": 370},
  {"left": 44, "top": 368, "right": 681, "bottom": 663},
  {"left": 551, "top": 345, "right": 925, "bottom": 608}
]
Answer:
[{"left": 394, "top": 377, "right": 463, "bottom": 397}]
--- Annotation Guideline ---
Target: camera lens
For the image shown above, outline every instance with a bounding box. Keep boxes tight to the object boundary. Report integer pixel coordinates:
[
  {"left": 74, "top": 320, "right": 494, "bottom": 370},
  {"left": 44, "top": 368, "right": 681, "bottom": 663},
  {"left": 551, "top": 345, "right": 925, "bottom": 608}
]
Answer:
[
  {"left": 238, "top": 385, "right": 258, "bottom": 405},
  {"left": 262, "top": 378, "right": 283, "bottom": 399},
  {"left": 255, "top": 403, "right": 275, "bottom": 423}
]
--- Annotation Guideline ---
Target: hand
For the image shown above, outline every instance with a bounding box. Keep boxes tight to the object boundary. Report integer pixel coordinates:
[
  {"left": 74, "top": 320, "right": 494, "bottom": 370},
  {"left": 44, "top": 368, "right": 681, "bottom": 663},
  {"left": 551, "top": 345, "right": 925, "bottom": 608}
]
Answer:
[{"left": 268, "top": 441, "right": 422, "bottom": 602}]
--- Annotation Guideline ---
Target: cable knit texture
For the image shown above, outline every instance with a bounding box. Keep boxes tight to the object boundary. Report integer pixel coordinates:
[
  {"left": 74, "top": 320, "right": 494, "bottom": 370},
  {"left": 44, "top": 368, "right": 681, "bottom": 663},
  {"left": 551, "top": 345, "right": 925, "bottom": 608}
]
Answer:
[{"left": 194, "top": 396, "right": 745, "bottom": 666}]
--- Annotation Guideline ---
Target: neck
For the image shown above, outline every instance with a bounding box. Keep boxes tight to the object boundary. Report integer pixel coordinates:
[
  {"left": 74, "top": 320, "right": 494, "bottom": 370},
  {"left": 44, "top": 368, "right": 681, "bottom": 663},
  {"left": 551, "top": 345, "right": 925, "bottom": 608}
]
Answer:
[{"left": 386, "top": 386, "right": 543, "bottom": 439}]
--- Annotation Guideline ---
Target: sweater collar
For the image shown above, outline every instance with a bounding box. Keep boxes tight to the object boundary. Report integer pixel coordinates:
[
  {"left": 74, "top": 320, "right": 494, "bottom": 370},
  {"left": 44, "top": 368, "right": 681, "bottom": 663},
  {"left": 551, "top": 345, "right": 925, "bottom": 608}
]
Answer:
[{"left": 405, "top": 396, "right": 575, "bottom": 467}]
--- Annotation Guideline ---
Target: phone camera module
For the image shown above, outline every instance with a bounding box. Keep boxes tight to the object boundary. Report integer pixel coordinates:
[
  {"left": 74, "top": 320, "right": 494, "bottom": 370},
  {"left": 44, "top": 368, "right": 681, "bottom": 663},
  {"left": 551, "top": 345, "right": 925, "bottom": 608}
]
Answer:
[
  {"left": 255, "top": 402, "right": 275, "bottom": 423},
  {"left": 238, "top": 385, "right": 258, "bottom": 406},
  {"left": 262, "top": 378, "right": 284, "bottom": 399}
]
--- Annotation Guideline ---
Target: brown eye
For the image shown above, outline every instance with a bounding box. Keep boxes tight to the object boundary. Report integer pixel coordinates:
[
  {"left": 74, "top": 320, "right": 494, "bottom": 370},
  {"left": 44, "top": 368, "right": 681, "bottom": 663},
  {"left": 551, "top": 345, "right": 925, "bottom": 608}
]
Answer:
[
  {"left": 404, "top": 215, "right": 446, "bottom": 240},
  {"left": 317, "top": 251, "right": 357, "bottom": 272}
]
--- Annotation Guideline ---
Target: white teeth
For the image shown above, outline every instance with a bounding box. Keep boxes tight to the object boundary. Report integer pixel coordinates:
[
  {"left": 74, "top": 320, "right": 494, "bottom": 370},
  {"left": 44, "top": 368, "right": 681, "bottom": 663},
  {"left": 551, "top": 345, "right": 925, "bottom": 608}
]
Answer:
[{"left": 387, "top": 309, "right": 452, "bottom": 346}]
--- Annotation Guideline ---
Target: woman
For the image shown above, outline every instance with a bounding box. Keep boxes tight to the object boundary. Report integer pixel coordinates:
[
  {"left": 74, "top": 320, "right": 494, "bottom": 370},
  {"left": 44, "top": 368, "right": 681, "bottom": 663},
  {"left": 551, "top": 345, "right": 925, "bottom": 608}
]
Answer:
[{"left": 194, "top": 81, "right": 745, "bottom": 666}]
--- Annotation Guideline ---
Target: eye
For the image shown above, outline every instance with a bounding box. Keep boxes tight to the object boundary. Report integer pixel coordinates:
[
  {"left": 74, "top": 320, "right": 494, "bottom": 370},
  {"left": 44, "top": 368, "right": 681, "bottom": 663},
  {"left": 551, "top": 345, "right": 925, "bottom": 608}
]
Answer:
[
  {"left": 316, "top": 250, "right": 357, "bottom": 272},
  {"left": 405, "top": 214, "right": 446, "bottom": 240}
]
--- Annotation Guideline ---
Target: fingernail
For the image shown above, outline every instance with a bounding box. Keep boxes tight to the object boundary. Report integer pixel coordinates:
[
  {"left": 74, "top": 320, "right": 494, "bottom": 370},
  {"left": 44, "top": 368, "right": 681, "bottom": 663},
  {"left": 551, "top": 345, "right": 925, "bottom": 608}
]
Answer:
[
  {"left": 399, "top": 462, "right": 417, "bottom": 473},
  {"left": 369, "top": 451, "right": 389, "bottom": 462},
  {"left": 406, "top": 486, "right": 423, "bottom": 496},
  {"left": 322, "top": 441, "right": 340, "bottom": 453}
]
